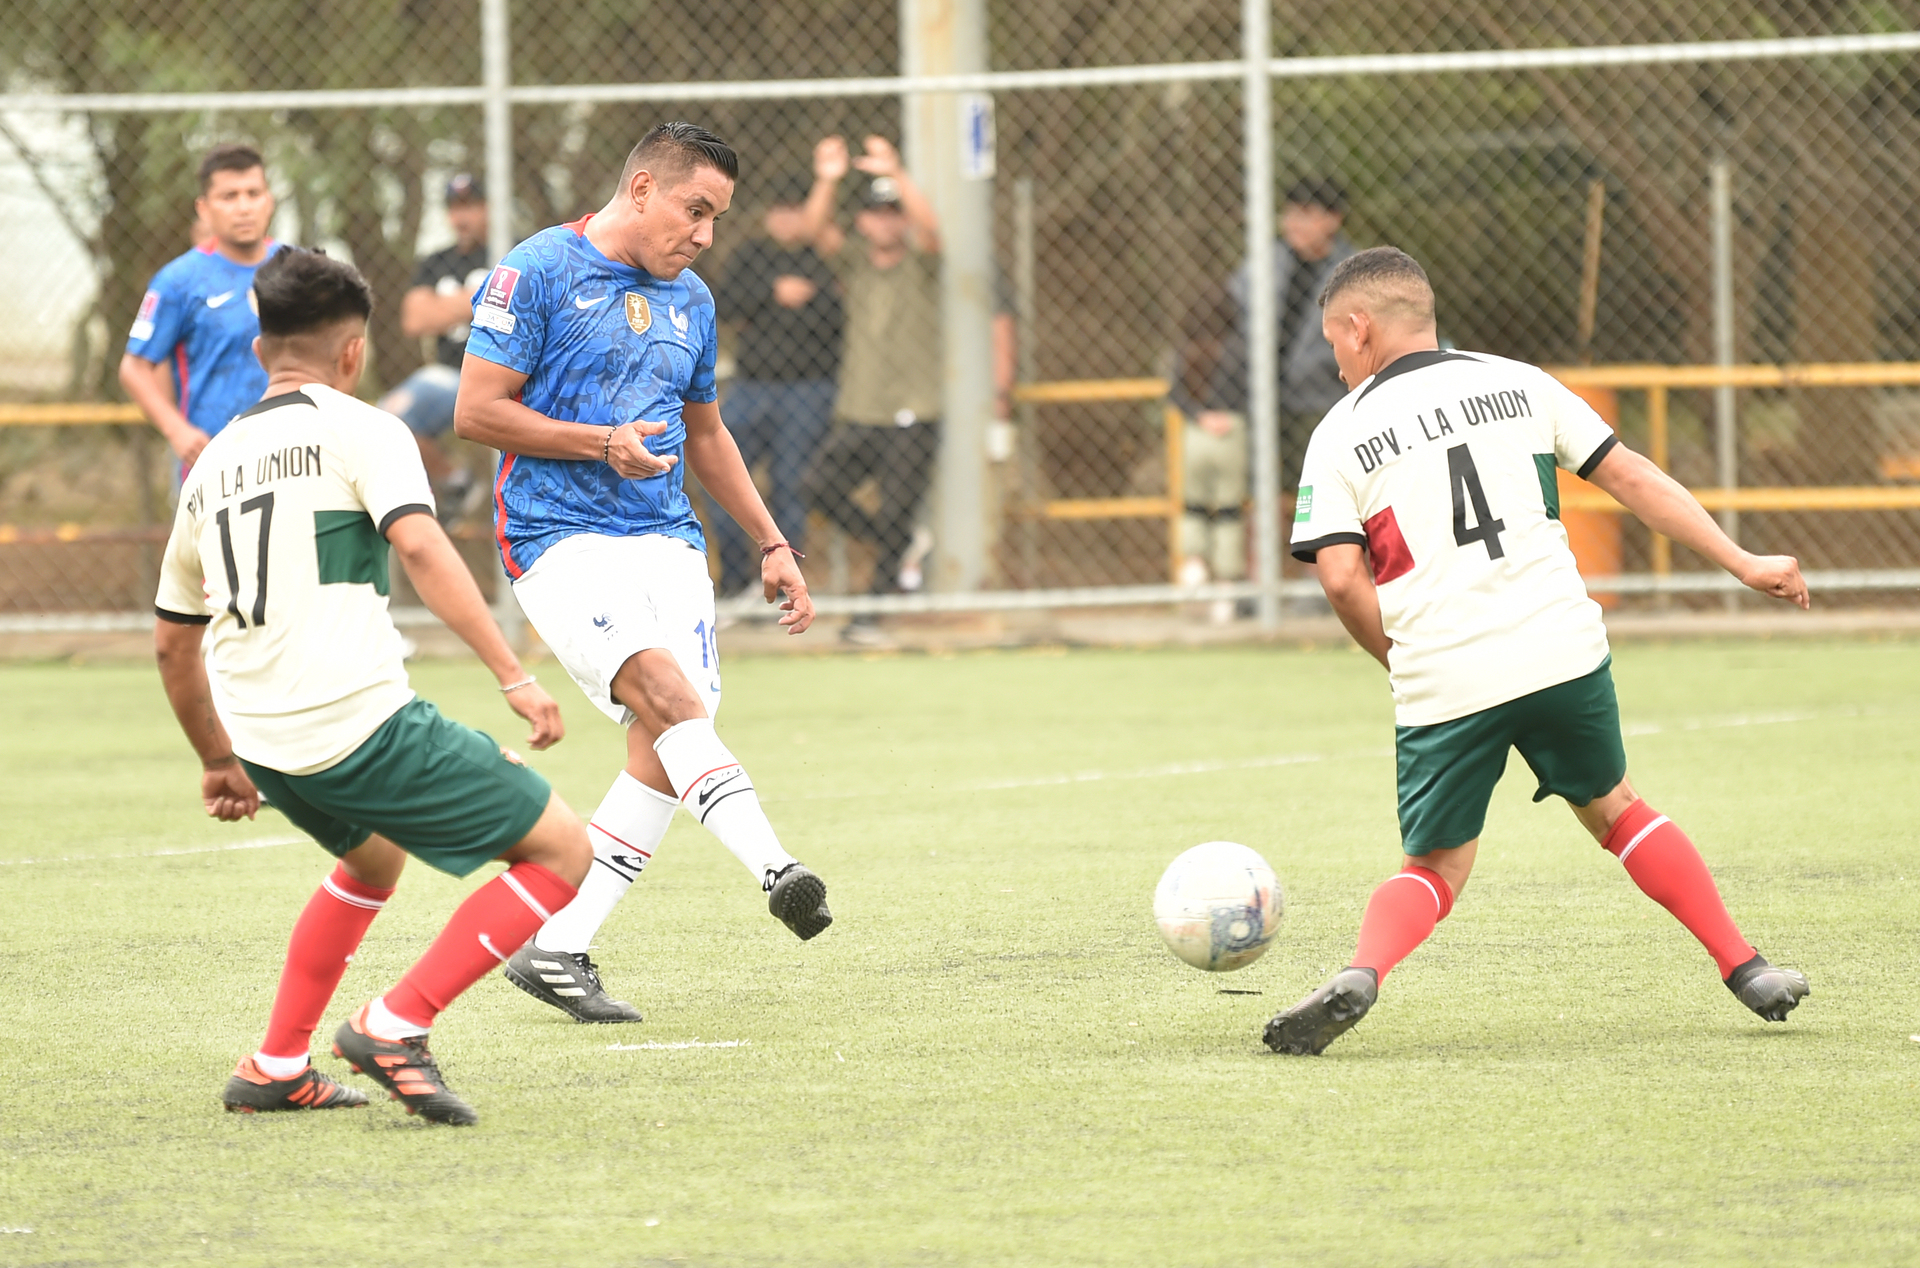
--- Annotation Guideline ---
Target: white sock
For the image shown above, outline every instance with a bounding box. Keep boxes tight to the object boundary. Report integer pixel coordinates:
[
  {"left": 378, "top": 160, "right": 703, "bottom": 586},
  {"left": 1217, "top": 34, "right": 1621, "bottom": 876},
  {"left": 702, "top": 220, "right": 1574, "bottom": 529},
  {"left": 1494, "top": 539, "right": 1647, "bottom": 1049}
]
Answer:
[
  {"left": 252, "top": 1050, "right": 309, "bottom": 1079},
  {"left": 653, "top": 718, "right": 797, "bottom": 888},
  {"left": 534, "top": 772, "right": 678, "bottom": 954},
  {"left": 367, "top": 995, "right": 429, "bottom": 1040}
]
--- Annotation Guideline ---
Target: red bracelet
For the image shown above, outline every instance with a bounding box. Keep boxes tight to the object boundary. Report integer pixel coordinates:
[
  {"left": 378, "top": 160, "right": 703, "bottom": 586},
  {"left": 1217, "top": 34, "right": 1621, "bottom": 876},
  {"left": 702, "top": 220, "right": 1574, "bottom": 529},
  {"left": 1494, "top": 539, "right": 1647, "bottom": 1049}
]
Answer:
[{"left": 761, "top": 541, "right": 805, "bottom": 559}]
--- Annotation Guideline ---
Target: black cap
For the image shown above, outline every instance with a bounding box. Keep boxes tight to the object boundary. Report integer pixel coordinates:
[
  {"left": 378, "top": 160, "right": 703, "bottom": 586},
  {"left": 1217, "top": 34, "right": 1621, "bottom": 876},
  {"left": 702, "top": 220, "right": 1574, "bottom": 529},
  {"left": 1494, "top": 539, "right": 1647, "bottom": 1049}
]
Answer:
[
  {"left": 1283, "top": 177, "right": 1347, "bottom": 214},
  {"left": 862, "top": 176, "right": 904, "bottom": 210},
  {"left": 445, "top": 172, "right": 486, "bottom": 204}
]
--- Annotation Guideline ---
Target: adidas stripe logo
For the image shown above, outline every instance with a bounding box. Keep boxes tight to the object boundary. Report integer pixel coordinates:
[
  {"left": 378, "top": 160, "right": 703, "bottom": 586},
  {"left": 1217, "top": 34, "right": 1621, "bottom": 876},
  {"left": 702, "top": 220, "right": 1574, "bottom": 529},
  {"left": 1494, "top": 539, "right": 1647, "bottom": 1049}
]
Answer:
[{"left": 531, "top": 955, "right": 588, "bottom": 996}]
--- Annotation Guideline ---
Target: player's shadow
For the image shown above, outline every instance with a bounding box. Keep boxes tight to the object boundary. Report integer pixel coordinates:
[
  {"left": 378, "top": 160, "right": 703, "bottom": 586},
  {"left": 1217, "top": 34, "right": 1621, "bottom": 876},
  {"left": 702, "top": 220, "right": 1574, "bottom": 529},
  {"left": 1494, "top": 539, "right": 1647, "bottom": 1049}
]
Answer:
[{"left": 1727, "top": 1024, "right": 1820, "bottom": 1041}]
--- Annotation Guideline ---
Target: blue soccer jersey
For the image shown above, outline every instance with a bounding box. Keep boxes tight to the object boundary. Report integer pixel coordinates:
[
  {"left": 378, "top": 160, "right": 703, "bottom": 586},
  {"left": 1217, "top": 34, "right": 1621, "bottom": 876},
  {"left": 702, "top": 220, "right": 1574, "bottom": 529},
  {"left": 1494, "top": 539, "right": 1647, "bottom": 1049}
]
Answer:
[
  {"left": 464, "top": 215, "right": 719, "bottom": 578},
  {"left": 125, "top": 240, "right": 284, "bottom": 440}
]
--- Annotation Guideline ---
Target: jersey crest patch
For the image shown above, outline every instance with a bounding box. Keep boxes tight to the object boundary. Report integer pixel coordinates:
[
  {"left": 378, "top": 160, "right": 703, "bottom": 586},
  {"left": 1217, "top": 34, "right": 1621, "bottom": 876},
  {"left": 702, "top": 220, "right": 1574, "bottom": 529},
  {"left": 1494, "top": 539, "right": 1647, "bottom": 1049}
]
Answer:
[{"left": 625, "top": 292, "right": 651, "bottom": 334}]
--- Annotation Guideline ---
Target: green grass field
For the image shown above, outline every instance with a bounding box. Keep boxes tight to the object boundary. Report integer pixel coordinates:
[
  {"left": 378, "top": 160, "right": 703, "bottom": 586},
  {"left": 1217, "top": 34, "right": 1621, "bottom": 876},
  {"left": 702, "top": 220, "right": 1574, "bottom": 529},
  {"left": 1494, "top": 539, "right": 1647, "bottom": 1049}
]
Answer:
[{"left": 3, "top": 639, "right": 1918, "bottom": 1267}]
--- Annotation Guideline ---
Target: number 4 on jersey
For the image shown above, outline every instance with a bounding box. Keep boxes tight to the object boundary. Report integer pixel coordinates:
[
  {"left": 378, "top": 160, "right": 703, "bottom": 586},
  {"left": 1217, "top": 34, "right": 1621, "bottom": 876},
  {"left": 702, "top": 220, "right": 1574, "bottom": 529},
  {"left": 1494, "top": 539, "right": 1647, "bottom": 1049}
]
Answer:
[{"left": 1447, "top": 444, "right": 1506, "bottom": 560}]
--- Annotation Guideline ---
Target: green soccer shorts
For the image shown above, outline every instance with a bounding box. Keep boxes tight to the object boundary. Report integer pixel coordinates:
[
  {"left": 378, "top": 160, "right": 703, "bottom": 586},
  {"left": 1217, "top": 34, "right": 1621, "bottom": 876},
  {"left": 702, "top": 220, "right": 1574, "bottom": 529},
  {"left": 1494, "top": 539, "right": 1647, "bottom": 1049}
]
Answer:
[
  {"left": 1394, "top": 658, "right": 1628, "bottom": 856},
  {"left": 241, "top": 697, "right": 553, "bottom": 877}
]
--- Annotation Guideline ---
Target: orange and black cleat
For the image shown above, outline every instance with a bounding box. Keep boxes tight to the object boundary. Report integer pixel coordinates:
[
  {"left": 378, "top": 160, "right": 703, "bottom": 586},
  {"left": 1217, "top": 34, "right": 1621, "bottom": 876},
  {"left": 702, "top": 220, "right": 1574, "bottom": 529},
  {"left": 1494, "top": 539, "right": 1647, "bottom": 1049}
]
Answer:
[
  {"left": 331, "top": 1004, "right": 478, "bottom": 1126},
  {"left": 222, "top": 1055, "right": 369, "bottom": 1113}
]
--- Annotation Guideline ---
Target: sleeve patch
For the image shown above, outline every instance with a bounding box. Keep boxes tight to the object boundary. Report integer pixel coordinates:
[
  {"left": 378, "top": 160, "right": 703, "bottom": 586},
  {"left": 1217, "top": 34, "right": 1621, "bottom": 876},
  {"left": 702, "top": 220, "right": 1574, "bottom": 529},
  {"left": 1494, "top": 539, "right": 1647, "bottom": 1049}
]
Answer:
[
  {"left": 472, "top": 265, "right": 521, "bottom": 334},
  {"left": 1294, "top": 486, "right": 1313, "bottom": 522},
  {"left": 129, "top": 289, "right": 161, "bottom": 340},
  {"left": 479, "top": 265, "right": 520, "bottom": 310},
  {"left": 472, "top": 306, "right": 516, "bottom": 334}
]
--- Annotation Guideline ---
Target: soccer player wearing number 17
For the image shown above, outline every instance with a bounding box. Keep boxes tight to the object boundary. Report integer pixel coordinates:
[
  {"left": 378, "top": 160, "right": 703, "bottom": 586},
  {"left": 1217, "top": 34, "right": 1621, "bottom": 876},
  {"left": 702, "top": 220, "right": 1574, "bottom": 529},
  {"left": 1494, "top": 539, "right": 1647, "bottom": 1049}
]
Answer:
[
  {"left": 1265, "top": 248, "right": 1811, "bottom": 1056},
  {"left": 456, "top": 122, "right": 832, "bottom": 1025},
  {"left": 155, "top": 248, "right": 592, "bottom": 1123}
]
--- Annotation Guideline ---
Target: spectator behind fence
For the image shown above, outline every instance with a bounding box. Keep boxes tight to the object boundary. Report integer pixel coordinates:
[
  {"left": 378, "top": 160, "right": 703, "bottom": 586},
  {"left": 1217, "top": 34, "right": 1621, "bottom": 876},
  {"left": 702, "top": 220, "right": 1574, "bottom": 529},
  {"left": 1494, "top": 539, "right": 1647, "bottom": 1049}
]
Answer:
[
  {"left": 712, "top": 171, "right": 844, "bottom": 596},
  {"left": 378, "top": 173, "right": 494, "bottom": 522},
  {"left": 798, "top": 134, "right": 944, "bottom": 645},
  {"left": 1171, "top": 177, "right": 1356, "bottom": 617},
  {"left": 120, "top": 143, "right": 284, "bottom": 470}
]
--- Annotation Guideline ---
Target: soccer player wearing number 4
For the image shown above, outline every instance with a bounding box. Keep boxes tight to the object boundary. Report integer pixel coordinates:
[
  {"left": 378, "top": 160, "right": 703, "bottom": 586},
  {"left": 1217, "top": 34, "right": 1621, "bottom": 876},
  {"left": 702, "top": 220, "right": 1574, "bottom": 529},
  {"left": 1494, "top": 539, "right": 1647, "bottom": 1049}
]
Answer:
[
  {"left": 155, "top": 248, "right": 592, "bottom": 1123},
  {"left": 456, "top": 122, "right": 831, "bottom": 1025},
  {"left": 1265, "top": 247, "right": 1811, "bottom": 1056}
]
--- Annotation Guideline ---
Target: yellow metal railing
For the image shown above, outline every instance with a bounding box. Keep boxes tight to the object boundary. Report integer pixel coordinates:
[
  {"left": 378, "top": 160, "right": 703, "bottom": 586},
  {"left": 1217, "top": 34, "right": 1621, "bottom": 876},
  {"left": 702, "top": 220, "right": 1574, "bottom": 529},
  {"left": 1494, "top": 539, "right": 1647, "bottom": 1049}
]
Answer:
[
  {"left": 15, "top": 366, "right": 1920, "bottom": 583},
  {"left": 1012, "top": 362, "right": 1920, "bottom": 584},
  {"left": 1547, "top": 362, "right": 1920, "bottom": 577},
  {"left": 0, "top": 403, "right": 146, "bottom": 426},
  {"left": 1008, "top": 378, "right": 1185, "bottom": 582}
]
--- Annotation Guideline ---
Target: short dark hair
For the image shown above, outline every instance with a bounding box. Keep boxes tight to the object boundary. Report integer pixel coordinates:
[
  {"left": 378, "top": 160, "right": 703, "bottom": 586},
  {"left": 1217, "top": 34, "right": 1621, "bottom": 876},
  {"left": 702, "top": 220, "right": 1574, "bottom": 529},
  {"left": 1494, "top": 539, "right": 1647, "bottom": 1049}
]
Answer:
[
  {"left": 1319, "top": 246, "right": 1435, "bottom": 324},
  {"left": 1283, "top": 177, "right": 1347, "bottom": 215},
  {"left": 253, "top": 247, "right": 374, "bottom": 339},
  {"left": 199, "top": 143, "right": 266, "bottom": 193},
  {"left": 621, "top": 121, "right": 739, "bottom": 189}
]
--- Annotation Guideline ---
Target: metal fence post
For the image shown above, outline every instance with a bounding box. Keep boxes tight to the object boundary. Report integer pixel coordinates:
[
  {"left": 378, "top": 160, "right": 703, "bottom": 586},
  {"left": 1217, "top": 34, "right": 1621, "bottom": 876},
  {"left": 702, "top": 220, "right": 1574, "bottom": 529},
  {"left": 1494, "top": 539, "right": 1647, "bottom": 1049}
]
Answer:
[
  {"left": 1013, "top": 176, "right": 1040, "bottom": 585},
  {"left": 481, "top": 0, "right": 524, "bottom": 646},
  {"left": 1710, "top": 152, "right": 1738, "bottom": 611},
  {"left": 1243, "top": 0, "right": 1279, "bottom": 626},
  {"left": 901, "top": 0, "right": 993, "bottom": 593}
]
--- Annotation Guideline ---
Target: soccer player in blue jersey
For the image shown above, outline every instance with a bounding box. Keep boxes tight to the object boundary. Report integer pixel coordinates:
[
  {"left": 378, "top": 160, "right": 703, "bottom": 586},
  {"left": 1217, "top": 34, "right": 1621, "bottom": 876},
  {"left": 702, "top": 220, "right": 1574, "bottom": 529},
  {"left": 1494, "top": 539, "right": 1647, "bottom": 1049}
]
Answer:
[
  {"left": 120, "top": 144, "right": 284, "bottom": 468},
  {"left": 456, "top": 122, "right": 832, "bottom": 1023}
]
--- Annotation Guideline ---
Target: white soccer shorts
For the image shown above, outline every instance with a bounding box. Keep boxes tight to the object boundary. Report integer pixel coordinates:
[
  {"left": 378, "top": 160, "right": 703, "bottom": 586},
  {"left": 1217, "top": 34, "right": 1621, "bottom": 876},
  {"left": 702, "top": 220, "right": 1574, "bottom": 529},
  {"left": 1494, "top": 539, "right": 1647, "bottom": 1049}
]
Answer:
[{"left": 510, "top": 532, "right": 723, "bottom": 727}]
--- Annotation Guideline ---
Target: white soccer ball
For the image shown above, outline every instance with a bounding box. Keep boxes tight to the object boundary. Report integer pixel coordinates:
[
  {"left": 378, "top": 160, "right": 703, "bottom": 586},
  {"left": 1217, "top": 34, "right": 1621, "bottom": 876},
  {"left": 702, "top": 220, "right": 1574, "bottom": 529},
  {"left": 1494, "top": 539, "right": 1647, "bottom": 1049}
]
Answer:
[{"left": 1153, "top": 841, "right": 1284, "bottom": 972}]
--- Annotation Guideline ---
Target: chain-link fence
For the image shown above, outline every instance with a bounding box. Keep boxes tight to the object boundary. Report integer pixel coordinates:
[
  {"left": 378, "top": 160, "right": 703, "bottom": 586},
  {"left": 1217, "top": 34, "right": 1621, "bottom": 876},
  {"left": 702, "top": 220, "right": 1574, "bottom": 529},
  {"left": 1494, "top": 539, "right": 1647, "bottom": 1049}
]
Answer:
[{"left": 5, "top": 1, "right": 1920, "bottom": 634}]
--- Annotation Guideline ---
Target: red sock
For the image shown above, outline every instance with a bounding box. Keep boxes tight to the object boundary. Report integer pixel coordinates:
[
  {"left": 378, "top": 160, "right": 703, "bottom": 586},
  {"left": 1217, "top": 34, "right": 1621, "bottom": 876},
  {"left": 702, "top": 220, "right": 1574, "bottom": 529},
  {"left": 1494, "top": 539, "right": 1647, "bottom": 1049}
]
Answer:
[
  {"left": 260, "top": 864, "right": 393, "bottom": 1060},
  {"left": 382, "top": 862, "right": 578, "bottom": 1029},
  {"left": 1350, "top": 865, "right": 1454, "bottom": 982},
  {"left": 1602, "top": 799, "right": 1754, "bottom": 977}
]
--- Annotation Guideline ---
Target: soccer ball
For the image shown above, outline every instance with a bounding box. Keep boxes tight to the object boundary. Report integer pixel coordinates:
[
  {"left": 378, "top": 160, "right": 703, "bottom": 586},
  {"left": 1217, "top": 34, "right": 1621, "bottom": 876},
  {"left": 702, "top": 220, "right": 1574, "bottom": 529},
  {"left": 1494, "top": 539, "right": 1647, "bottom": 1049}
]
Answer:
[{"left": 1152, "top": 841, "right": 1284, "bottom": 972}]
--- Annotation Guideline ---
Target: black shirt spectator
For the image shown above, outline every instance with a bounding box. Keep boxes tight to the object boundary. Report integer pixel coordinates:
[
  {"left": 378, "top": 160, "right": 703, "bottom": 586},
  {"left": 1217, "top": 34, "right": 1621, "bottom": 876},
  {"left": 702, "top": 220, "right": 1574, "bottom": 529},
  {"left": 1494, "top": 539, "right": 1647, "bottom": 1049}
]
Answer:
[
  {"left": 718, "top": 236, "right": 841, "bottom": 381},
  {"left": 411, "top": 242, "right": 491, "bottom": 370}
]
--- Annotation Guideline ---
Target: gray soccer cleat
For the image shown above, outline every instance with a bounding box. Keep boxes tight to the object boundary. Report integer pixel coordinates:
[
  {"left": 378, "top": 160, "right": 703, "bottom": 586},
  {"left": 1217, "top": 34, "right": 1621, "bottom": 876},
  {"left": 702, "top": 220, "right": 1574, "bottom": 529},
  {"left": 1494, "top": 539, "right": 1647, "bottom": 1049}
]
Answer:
[
  {"left": 503, "top": 945, "right": 643, "bottom": 1024},
  {"left": 766, "top": 863, "right": 833, "bottom": 940},
  {"left": 1263, "top": 967, "right": 1380, "bottom": 1055},
  {"left": 1725, "top": 955, "right": 1810, "bottom": 1022}
]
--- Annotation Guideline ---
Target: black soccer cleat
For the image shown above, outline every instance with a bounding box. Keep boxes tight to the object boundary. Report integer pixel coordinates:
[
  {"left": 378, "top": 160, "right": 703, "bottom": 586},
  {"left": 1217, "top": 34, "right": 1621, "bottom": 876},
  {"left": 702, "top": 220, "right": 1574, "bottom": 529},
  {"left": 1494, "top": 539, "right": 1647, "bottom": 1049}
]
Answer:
[
  {"left": 222, "top": 1055, "right": 368, "bottom": 1113},
  {"left": 1725, "top": 954, "right": 1810, "bottom": 1022},
  {"left": 503, "top": 945, "right": 643, "bottom": 1024},
  {"left": 766, "top": 863, "right": 833, "bottom": 940},
  {"left": 332, "top": 1004, "right": 478, "bottom": 1126},
  {"left": 1263, "top": 967, "right": 1380, "bottom": 1055}
]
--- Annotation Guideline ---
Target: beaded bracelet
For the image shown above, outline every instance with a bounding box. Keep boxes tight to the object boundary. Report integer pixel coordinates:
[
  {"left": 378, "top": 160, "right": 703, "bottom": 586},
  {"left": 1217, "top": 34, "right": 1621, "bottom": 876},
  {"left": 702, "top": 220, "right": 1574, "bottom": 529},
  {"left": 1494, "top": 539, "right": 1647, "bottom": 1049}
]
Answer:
[{"left": 602, "top": 427, "right": 615, "bottom": 463}]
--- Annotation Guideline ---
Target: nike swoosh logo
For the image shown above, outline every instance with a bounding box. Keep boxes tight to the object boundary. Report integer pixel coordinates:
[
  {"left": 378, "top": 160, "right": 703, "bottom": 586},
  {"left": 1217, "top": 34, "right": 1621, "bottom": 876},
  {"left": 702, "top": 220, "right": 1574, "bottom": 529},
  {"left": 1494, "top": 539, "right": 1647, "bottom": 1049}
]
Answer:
[
  {"left": 206, "top": 292, "right": 235, "bottom": 308},
  {"left": 574, "top": 295, "right": 609, "bottom": 309},
  {"left": 696, "top": 771, "right": 745, "bottom": 807}
]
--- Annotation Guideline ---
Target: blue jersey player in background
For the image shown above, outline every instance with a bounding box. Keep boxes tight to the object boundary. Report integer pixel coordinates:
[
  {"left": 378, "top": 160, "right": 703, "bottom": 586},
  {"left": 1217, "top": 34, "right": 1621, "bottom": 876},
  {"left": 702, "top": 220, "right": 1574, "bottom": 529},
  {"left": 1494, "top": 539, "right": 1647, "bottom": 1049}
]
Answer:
[
  {"left": 119, "top": 144, "right": 284, "bottom": 469},
  {"left": 457, "top": 121, "right": 834, "bottom": 1025}
]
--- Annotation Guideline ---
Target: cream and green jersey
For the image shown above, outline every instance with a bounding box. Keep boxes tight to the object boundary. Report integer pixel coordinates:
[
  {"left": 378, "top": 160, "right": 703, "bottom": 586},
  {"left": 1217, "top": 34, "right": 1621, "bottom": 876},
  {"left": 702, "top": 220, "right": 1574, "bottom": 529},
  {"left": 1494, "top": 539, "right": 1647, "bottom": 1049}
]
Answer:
[
  {"left": 1289, "top": 349, "right": 1619, "bottom": 727},
  {"left": 155, "top": 384, "right": 435, "bottom": 774}
]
